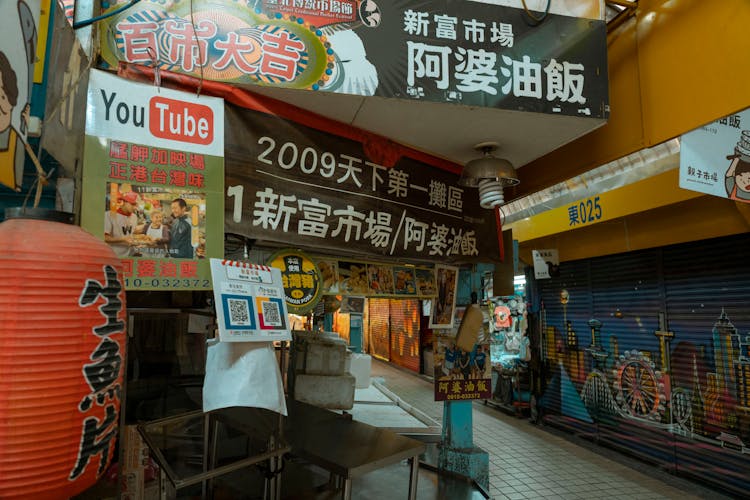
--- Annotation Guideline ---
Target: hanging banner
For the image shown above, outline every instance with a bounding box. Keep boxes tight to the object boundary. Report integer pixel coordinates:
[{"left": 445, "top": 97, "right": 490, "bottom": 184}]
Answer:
[
  {"left": 680, "top": 107, "right": 750, "bottom": 203},
  {"left": 98, "top": 0, "right": 607, "bottom": 118},
  {"left": 225, "top": 105, "right": 500, "bottom": 263},
  {"left": 532, "top": 249, "right": 559, "bottom": 279},
  {"left": 209, "top": 258, "right": 292, "bottom": 341},
  {"left": 267, "top": 249, "right": 322, "bottom": 314},
  {"left": 0, "top": 0, "right": 41, "bottom": 191},
  {"left": 80, "top": 69, "right": 224, "bottom": 290}
]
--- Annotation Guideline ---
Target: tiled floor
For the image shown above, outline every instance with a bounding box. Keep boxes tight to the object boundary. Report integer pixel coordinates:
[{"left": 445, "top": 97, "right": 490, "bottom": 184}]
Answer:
[{"left": 370, "top": 359, "right": 730, "bottom": 500}]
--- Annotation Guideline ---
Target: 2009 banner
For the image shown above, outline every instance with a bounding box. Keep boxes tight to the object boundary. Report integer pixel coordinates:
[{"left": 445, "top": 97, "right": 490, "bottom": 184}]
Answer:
[
  {"left": 224, "top": 104, "right": 501, "bottom": 264},
  {"left": 99, "top": 0, "right": 607, "bottom": 118}
]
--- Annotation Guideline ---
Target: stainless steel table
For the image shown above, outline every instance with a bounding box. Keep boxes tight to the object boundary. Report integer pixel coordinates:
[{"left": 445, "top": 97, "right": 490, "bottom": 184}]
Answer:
[
  {"left": 138, "top": 409, "right": 289, "bottom": 499},
  {"left": 285, "top": 400, "right": 426, "bottom": 500}
]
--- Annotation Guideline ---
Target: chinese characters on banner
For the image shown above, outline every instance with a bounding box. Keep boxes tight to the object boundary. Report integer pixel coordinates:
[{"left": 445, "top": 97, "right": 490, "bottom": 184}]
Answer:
[
  {"left": 80, "top": 69, "right": 224, "bottom": 290},
  {"left": 376, "top": 3, "right": 606, "bottom": 117},
  {"left": 99, "top": 0, "right": 607, "bottom": 118},
  {"left": 680, "top": 107, "right": 750, "bottom": 203},
  {"left": 209, "top": 259, "right": 292, "bottom": 342},
  {"left": 434, "top": 335, "right": 491, "bottom": 401},
  {"left": 225, "top": 106, "right": 499, "bottom": 263}
]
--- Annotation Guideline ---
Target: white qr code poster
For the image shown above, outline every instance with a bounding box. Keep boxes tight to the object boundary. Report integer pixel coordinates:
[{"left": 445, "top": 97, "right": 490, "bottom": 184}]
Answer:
[{"left": 210, "top": 258, "right": 292, "bottom": 342}]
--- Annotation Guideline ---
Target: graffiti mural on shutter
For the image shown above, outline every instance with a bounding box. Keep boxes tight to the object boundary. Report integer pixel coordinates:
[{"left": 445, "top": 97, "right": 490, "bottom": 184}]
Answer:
[{"left": 533, "top": 232, "right": 750, "bottom": 496}]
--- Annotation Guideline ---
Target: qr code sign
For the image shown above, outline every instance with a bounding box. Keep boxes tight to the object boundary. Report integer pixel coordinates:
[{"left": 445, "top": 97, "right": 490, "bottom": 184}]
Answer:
[
  {"left": 227, "top": 298, "right": 252, "bottom": 326},
  {"left": 262, "top": 300, "right": 283, "bottom": 327}
]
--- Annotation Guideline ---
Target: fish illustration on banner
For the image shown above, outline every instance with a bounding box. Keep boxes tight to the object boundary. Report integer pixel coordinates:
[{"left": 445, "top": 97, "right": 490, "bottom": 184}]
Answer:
[{"left": 0, "top": 0, "right": 40, "bottom": 191}]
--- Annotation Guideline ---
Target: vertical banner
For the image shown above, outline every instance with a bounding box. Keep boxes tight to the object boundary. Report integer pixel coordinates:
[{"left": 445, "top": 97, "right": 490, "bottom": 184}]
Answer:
[
  {"left": 209, "top": 258, "right": 291, "bottom": 342},
  {"left": 81, "top": 69, "right": 224, "bottom": 290},
  {"left": 680, "top": 107, "right": 750, "bottom": 203}
]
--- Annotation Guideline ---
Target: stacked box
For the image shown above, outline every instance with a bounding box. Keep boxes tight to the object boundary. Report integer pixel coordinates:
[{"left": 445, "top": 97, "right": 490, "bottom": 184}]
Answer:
[{"left": 291, "top": 331, "right": 355, "bottom": 409}]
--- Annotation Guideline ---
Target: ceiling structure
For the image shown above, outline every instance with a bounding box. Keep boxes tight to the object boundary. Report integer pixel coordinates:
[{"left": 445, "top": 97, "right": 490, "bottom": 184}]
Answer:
[{"left": 246, "top": 84, "right": 608, "bottom": 190}]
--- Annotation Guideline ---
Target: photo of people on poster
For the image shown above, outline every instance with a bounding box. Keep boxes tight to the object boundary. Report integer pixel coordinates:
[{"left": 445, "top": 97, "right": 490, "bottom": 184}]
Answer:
[{"left": 103, "top": 183, "right": 206, "bottom": 260}]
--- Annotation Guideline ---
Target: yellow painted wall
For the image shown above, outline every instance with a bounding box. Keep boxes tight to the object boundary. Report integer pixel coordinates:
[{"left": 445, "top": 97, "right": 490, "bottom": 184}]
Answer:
[
  {"left": 516, "top": 196, "right": 750, "bottom": 264},
  {"left": 517, "top": 0, "right": 750, "bottom": 196},
  {"left": 510, "top": 169, "right": 701, "bottom": 242},
  {"left": 637, "top": 0, "right": 750, "bottom": 145},
  {"left": 512, "top": 0, "right": 750, "bottom": 264}
]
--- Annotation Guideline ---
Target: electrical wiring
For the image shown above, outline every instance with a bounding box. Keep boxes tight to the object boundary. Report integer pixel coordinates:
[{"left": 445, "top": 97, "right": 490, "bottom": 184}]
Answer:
[
  {"left": 521, "top": 0, "right": 551, "bottom": 25},
  {"left": 73, "top": 0, "right": 141, "bottom": 30},
  {"left": 189, "top": 0, "right": 205, "bottom": 97}
]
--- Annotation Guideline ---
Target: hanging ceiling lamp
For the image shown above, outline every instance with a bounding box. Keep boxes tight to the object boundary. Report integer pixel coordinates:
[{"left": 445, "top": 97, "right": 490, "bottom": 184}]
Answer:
[{"left": 459, "top": 142, "right": 520, "bottom": 209}]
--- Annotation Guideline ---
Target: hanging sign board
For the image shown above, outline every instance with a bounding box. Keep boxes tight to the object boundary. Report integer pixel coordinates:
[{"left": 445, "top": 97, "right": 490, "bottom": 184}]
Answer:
[
  {"left": 680, "top": 107, "right": 750, "bottom": 203},
  {"left": 210, "top": 258, "right": 292, "bottom": 342},
  {"left": 267, "top": 249, "right": 322, "bottom": 315},
  {"left": 81, "top": 69, "right": 224, "bottom": 290},
  {"left": 532, "top": 249, "right": 559, "bottom": 279},
  {"left": 434, "top": 321, "right": 491, "bottom": 402}
]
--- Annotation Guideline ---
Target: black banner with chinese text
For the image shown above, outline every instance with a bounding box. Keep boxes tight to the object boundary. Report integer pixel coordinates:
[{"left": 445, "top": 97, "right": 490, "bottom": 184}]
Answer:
[
  {"left": 358, "top": 0, "right": 608, "bottom": 118},
  {"left": 225, "top": 105, "right": 500, "bottom": 263}
]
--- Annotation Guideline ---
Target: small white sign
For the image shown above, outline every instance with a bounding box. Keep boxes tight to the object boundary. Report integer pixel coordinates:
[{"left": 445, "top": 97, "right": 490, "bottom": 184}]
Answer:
[
  {"left": 532, "top": 249, "right": 559, "bottom": 279},
  {"left": 210, "top": 258, "right": 292, "bottom": 342},
  {"left": 680, "top": 107, "right": 750, "bottom": 203}
]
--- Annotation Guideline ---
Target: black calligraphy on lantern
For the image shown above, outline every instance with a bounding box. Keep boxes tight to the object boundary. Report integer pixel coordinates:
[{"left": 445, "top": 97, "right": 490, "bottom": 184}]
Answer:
[
  {"left": 79, "top": 265, "right": 124, "bottom": 336},
  {"left": 69, "top": 406, "right": 118, "bottom": 479},
  {"left": 70, "top": 265, "right": 124, "bottom": 481},
  {"left": 79, "top": 337, "right": 123, "bottom": 411}
]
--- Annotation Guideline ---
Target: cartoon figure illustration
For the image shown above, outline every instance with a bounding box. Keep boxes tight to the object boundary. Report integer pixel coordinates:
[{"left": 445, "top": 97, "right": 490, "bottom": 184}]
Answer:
[
  {"left": 725, "top": 130, "right": 750, "bottom": 203},
  {"left": 0, "top": 1, "right": 38, "bottom": 191},
  {"left": 0, "top": 51, "right": 29, "bottom": 191}
]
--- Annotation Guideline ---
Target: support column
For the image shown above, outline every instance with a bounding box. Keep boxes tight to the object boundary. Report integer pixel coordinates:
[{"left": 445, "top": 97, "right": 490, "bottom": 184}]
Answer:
[{"left": 438, "top": 400, "right": 489, "bottom": 489}]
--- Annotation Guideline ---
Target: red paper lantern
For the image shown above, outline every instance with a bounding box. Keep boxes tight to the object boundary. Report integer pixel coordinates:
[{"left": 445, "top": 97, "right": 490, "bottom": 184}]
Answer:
[{"left": 0, "top": 208, "right": 126, "bottom": 499}]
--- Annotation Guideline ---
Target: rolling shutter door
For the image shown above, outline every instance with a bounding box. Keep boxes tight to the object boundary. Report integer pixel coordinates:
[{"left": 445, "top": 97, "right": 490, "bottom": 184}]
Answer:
[
  {"left": 367, "top": 298, "right": 390, "bottom": 361},
  {"left": 532, "top": 232, "right": 750, "bottom": 496},
  {"left": 389, "top": 299, "right": 420, "bottom": 373}
]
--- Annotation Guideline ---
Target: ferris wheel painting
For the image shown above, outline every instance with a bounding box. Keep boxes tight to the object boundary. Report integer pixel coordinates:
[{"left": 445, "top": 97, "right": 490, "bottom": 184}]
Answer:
[{"left": 615, "top": 351, "right": 664, "bottom": 419}]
